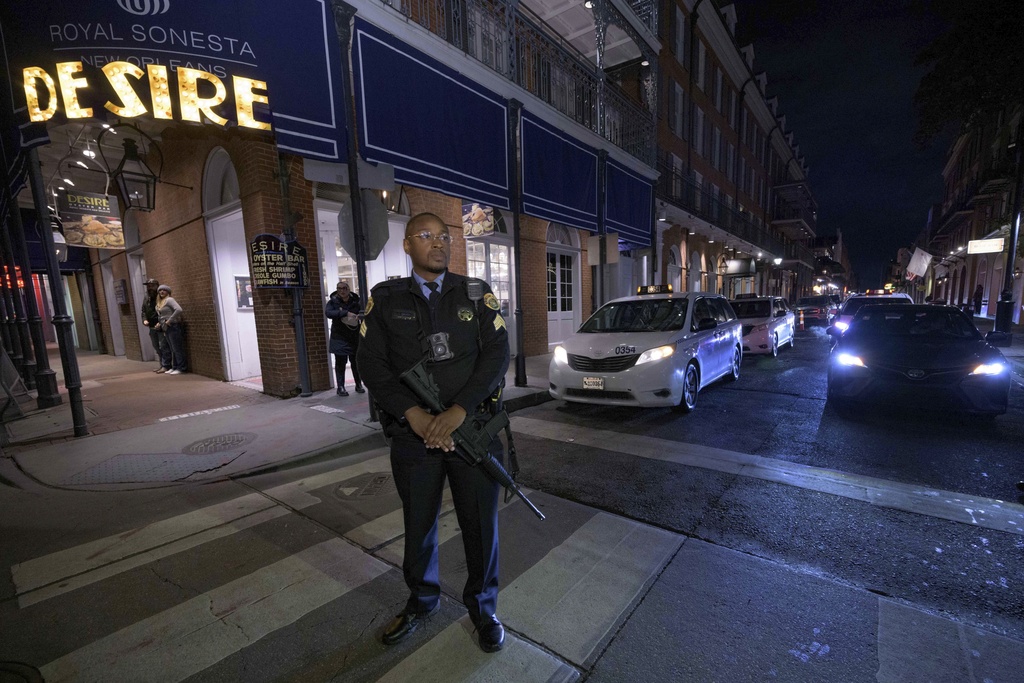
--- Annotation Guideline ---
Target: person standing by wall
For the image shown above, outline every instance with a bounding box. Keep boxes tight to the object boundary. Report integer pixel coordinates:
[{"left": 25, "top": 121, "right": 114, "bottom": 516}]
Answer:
[
  {"left": 154, "top": 284, "right": 186, "bottom": 375},
  {"left": 358, "top": 213, "right": 510, "bottom": 653},
  {"left": 141, "top": 278, "right": 170, "bottom": 372},
  {"left": 973, "top": 284, "right": 984, "bottom": 316},
  {"left": 325, "top": 280, "right": 363, "bottom": 396}
]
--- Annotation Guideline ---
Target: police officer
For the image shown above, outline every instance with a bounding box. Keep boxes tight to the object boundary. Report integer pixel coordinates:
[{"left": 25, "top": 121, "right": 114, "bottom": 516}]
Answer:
[{"left": 357, "top": 212, "right": 510, "bottom": 653}]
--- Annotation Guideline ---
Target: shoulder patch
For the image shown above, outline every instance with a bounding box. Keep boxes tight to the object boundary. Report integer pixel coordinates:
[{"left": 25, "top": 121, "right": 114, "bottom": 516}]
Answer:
[
  {"left": 364, "top": 297, "right": 374, "bottom": 316},
  {"left": 493, "top": 313, "right": 506, "bottom": 331},
  {"left": 483, "top": 293, "right": 500, "bottom": 311}
]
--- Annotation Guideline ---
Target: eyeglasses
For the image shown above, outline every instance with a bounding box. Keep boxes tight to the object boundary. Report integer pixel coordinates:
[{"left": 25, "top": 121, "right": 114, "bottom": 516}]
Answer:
[{"left": 408, "top": 231, "right": 452, "bottom": 243}]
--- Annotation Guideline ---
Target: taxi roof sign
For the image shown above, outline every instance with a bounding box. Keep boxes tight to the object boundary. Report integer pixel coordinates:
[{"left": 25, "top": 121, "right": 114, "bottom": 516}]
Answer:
[{"left": 637, "top": 284, "right": 673, "bottom": 295}]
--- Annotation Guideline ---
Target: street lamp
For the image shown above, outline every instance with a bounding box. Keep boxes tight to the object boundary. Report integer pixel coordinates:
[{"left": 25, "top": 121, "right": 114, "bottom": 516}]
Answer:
[{"left": 97, "top": 123, "right": 162, "bottom": 212}]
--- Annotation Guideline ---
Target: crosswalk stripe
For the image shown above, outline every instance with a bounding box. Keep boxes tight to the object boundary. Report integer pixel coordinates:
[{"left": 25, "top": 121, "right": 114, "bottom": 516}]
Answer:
[
  {"left": 348, "top": 488, "right": 453, "bottom": 552},
  {"left": 11, "top": 493, "right": 276, "bottom": 596},
  {"left": 39, "top": 538, "right": 389, "bottom": 683},
  {"left": 512, "top": 416, "right": 1024, "bottom": 535},
  {"left": 17, "top": 507, "right": 289, "bottom": 609},
  {"left": 11, "top": 452, "right": 392, "bottom": 605},
  {"left": 500, "top": 512, "right": 680, "bottom": 666},
  {"left": 376, "top": 616, "right": 579, "bottom": 683}
]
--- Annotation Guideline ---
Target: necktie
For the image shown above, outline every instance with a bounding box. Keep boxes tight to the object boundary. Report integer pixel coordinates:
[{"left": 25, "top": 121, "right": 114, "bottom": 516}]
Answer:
[{"left": 425, "top": 281, "right": 439, "bottom": 307}]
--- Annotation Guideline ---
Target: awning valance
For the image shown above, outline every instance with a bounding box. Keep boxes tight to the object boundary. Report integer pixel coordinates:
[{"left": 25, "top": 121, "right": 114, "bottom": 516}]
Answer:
[
  {"left": 605, "top": 158, "right": 653, "bottom": 248},
  {"left": 352, "top": 18, "right": 510, "bottom": 209},
  {"left": 520, "top": 111, "right": 598, "bottom": 231}
]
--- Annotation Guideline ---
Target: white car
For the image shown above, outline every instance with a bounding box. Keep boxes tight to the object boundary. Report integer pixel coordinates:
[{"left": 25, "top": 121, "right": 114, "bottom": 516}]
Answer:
[
  {"left": 830, "top": 292, "right": 915, "bottom": 336},
  {"left": 549, "top": 288, "right": 743, "bottom": 411},
  {"left": 730, "top": 297, "right": 795, "bottom": 356}
]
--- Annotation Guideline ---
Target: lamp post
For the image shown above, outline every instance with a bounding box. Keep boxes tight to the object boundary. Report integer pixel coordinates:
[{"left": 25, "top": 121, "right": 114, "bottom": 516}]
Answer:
[{"left": 994, "top": 109, "right": 1024, "bottom": 336}]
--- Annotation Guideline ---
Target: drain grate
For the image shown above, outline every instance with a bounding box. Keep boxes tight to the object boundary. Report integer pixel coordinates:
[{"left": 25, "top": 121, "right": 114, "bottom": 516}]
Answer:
[{"left": 182, "top": 433, "right": 257, "bottom": 455}]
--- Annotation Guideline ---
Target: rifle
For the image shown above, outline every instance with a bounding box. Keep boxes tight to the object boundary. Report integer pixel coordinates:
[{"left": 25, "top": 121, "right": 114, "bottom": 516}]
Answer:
[{"left": 399, "top": 359, "right": 546, "bottom": 521}]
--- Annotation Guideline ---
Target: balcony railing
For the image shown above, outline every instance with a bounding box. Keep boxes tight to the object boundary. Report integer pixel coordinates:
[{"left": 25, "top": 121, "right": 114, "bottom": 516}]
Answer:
[
  {"left": 625, "top": 0, "right": 657, "bottom": 35},
  {"left": 656, "top": 160, "right": 815, "bottom": 268},
  {"left": 379, "top": 0, "right": 655, "bottom": 165},
  {"left": 771, "top": 200, "right": 817, "bottom": 234}
]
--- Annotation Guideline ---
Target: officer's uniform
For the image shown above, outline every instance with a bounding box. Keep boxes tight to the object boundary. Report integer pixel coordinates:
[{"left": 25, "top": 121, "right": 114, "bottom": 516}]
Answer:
[{"left": 357, "top": 270, "right": 510, "bottom": 621}]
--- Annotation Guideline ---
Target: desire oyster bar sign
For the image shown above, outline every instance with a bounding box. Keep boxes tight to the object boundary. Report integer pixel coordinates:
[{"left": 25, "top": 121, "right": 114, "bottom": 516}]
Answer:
[{"left": 3, "top": 0, "right": 347, "bottom": 160}]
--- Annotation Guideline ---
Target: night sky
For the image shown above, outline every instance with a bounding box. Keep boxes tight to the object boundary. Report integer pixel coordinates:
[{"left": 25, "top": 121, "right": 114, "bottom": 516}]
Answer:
[{"left": 730, "top": 0, "right": 952, "bottom": 288}]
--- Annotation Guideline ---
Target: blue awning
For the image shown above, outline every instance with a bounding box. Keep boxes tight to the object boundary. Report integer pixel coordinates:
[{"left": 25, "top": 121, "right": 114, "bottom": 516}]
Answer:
[
  {"left": 352, "top": 19, "right": 510, "bottom": 209},
  {"left": 605, "top": 158, "right": 653, "bottom": 248},
  {"left": 520, "top": 111, "right": 598, "bottom": 232}
]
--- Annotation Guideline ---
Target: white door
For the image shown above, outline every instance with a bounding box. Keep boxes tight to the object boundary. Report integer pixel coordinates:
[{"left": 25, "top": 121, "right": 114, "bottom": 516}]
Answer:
[
  {"left": 99, "top": 263, "right": 125, "bottom": 356},
  {"left": 547, "top": 250, "right": 577, "bottom": 347},
  {"left": 467, "top": 240, "right": 517, "bottom": 356},
  {"left": 128, "top": 253, "right": 154, "bottom": 361},
  {"left": 206, "top": 207, "right": 261, "bottom": 380}
]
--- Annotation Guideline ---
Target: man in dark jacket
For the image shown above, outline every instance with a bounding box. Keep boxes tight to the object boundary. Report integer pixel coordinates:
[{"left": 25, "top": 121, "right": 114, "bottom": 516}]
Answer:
[
  {"left": 325, "top": 280, "right": 363, "bottom": 396},
  {"left": 357, "top": 212, "right": 510, "bottom": 653}
]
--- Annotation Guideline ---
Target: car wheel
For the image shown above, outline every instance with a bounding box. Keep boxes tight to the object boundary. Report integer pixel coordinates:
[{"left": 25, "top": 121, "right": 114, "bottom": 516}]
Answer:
[
  {"left": 679, "top": 362, "right": 699, "bottom": 412},
  {"left": 788, "top": 327, "right": 796, "bottom": 348},
  {"left": 770, "top": 334, "right": 779, "bottom": 358},
  {"left": 728, "top": 346, "right": 741, "bottom": 381}
]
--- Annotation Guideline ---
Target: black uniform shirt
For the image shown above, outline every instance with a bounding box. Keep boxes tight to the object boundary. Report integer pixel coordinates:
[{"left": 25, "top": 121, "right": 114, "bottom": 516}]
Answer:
[{"left": 357, "top": 271, "right": 510, "bottom": 421}]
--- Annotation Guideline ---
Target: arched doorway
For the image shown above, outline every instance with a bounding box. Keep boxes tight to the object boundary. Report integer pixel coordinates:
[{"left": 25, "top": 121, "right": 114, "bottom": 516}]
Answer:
[
  {"left": 976, "top": 257, "right": 989, "bottom": 315},
  {"left": 688, "top": 250, "right": 703, "bottom": 292},
  {"left": 546, "top": 223, "right": 581, "bottom": 348},
  {"left": 202, "top": 148, "right": 260, "bottom": 381},
  {"left": 465, "top": 209, "right": 517, "bottom": 355},
  {"left": 667, "top": 245, "right": 682, "bottom": 292}
]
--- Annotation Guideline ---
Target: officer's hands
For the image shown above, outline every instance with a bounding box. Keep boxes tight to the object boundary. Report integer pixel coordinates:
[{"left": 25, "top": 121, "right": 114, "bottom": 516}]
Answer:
[
  {"left": 424, "top": 405, "right": 466, "bottom": 451},
  {"left": 404, "top": 406, "right": 434, "bottom": 441}
]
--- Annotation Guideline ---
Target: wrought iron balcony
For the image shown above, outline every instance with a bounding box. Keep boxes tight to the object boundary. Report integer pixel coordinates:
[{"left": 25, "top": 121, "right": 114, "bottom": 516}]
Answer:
[
  {"left": 378, "top": 0, "right": 655, "bottom": 165},
  {"left": 656, "top": 158, "right": 819, "bottom": 269}
]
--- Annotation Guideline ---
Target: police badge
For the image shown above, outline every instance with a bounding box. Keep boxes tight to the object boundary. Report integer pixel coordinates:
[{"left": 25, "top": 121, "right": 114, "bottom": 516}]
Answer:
[
  {"left": 458, "top": 307, "right": 474, "bottom": 321},
  {"left": 483, "top": 293, "right": 500, "bottom": 311}
]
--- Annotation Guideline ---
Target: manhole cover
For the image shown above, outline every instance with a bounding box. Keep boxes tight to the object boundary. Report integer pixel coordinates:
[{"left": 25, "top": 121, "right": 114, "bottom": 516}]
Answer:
[
  {"left": 334, "top": 473, "right": 395, "bottom": 500},
  {"left": 182, "top": 432, "right": 257, "bottom": 455}
]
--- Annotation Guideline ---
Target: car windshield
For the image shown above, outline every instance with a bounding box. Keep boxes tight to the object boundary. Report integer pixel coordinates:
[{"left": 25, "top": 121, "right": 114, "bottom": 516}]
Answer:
[
  {"left": 797, "top": 296, "right": 830, "bottom": 307},
  {"left": 840, "top": 297, "right": 908, "bottom": 318},
  {"left": 850, "top": 308, "right": 981, "bottom": 339},
  {"left": 580, "top": 298, "right": 689, "bottom": 333},
  {"left": 731, "top": 300, "right": 772, "bottom": 318}
]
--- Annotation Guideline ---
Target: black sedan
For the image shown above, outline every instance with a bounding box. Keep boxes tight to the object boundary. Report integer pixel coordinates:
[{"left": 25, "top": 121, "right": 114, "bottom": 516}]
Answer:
[{"left": 827, "top": 304, "right": 1011, "bottom": 416}]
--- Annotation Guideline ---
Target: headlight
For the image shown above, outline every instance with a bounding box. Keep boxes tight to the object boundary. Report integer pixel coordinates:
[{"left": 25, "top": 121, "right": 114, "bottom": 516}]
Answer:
[
  {"left": 836, "top": 352, "right": 865, "bottom": 367},
  {"left": 636, "top": 344, "right": 675, "bottom": 365},
  {"left": 553, "top": 346, "right": 568, "bottom": 365},
  {"left": 833, "top": 321, "right": 849, "bottom": 332},
  {"left": 971, "top": 362, "right": 1006, "bottom": 376}
]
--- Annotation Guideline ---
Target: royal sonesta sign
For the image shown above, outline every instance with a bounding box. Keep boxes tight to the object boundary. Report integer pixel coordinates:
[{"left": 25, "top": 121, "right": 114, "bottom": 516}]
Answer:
[{"left": 2, "top": 0, "right": 347, "bottom": 161}]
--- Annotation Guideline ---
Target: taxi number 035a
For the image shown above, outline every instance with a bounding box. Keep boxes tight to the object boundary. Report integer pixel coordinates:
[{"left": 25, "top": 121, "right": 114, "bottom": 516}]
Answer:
[{"left": 614, "top": 345, "right": 636, "bottom": 355}]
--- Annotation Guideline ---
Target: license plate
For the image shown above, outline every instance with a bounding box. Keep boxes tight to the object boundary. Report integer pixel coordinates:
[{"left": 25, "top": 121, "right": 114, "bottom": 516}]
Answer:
[{"left": 583, "top": 377, "right": 604, "bottom": 390}]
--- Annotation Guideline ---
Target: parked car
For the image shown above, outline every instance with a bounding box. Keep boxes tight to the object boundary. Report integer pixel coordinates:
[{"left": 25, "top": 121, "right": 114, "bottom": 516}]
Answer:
[
  {"left": 549, "top": 287, "right": 742, "bottom": 411},
  {"left": 794, "top": 295, "right": 834, "bottom": 326},
  {"left": 730, "top": 296, "right": 795, "bottom": 356},
  {"left": 827, "top": 304, "right": 1010, "bottom": 416},
  {"left": 829, "top": 292, "right": 914, "bottom": 335}
]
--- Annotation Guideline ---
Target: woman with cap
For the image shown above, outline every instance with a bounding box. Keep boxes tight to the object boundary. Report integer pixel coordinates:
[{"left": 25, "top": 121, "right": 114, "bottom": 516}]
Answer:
[
  {"left": 141, "top": 278, "right": 170, "bottom": 372},
  {"left": 154, "top": 284, "right": 187, "bottom": 375}
]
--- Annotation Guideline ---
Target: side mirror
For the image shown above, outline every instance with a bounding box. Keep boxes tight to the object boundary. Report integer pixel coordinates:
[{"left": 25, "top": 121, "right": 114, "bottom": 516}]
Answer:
[{"left": 697, "top": 317, "right": 718, "bottom": 331}]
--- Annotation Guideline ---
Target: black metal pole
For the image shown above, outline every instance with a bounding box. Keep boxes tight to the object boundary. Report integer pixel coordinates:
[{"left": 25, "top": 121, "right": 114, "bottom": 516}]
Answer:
[
  {"left": 27, "top": 147, "right": 85, "bottom": 434},
  {"left": 0, "top": 276, "right": 13, "bottom": 356},
  {"left": 332, "top": 0, "right": 370, "bottom": 305},
  {"left": 0, "top": 225, "right": 30, "bottom": 384},
  {"left": 596, "top": 150, "right": 608, "bottom": 307},
  {"left": 7, "top": 204, "right": 60, "bottom": 405},
  {"left": 507, "top": 99, "right": 527, "bottom": 387},
  {"left": 995, "top": 110, "right": 1024, "bottom": 334},
  {"left": 276, "top": 153, "right": 312, "bottom": 397}
]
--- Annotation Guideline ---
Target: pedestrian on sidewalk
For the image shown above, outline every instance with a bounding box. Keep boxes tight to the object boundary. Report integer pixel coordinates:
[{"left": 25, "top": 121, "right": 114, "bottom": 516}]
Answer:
[
  {"left": 325, "top": 279, "right": 363, "bottom": 396},
  {"left": 155, "top": 284, "right": 187, "bottom": 375},
  {"left": 141, "top": 278, "right": 171, "bottom": 373},
  {"left": 973, "top": 284, "right": 984, "bottom": 316},
  {"left": 358, "top": 213, "right": 510, "bottom": 654}
]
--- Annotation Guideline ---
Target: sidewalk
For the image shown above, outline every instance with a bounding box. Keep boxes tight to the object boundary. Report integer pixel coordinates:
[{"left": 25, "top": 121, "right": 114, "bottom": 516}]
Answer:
[{"left": 1, "top": 347, "right": 553, "bottom": 489}]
